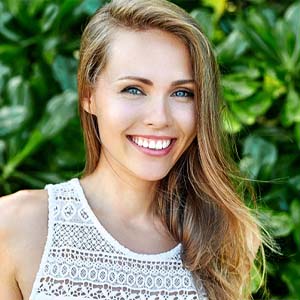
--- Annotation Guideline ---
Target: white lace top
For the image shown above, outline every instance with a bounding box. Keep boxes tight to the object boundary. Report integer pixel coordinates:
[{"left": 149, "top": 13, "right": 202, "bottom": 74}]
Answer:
[{"left": 30, "top": 178, "right": 207, "bottom": 300}]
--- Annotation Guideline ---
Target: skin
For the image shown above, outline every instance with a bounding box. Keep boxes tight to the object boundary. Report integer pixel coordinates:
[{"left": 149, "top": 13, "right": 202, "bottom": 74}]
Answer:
[{"left": 0, "top": 28, "right": 196, "bottom": 299}]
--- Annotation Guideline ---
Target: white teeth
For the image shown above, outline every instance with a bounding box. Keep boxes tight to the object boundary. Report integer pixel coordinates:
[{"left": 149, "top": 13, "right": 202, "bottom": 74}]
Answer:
[
  {"left": 162, "top": 140, "right": 168, "bottom": 148},
  {"left": 156, "top": 140, "right": 163, "bottom": 150},
  {"left": 131, "top": 136, "right": 172, "bottom": 150},
  {"left": 142, "top": 140, "right": 149, "bottom": 148},
  {"left": 149, "top": 140, "right": 156, "bottom": 149}
]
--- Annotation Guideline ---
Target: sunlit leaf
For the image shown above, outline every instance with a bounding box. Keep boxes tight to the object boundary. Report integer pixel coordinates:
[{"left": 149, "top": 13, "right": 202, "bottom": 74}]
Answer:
[
  {"left": 6, "top": 76, "right": 32, "bottom": 107},
  {"left": 40, "top": 4, "right": 59, "bottom": 32},
  {"left": 259, "top": 210, "right": 294, "bottom": 237},
  {"left": 0, "top": 63, "right": 10, "bottom": 94},
  {"left": 222, "top": 108, "right": 243, "bottom": 133},
  {"left": 240, "top": 136, "right": 277, "bottom": 178},
  {"left": 0, "top": 106, "right": 29, "bottom": 137},
  {"left": 285, "top": 2, "right": 300, "bottom": 37},
  {"left": 281, "top": 87, "right": 300, "bottom": 127},
  {"left": 263, "top": 69, "right": 286, "bottom": 99},
  {"left": 222, "top": 75, "right": 260, "bottom": 101},
  {"left": 230, "top": 92, "right": 273, "bottom": 125},
  {"left": 0, "top": 3, "right": 20, "bottom": 42},
  {"left": 52, "top": 55, "right": 77, "bottom": 91},
  {"left": 216, "top": 30, "right": 248, "bottom": 63},
  {"left": 190, "top": 9, "right": 214, "bottom": 41},
  {"left": 38, "top": 90, "right": 78, "bottom": 138},
  {"left": 202, "top": 0, "right": 227, "bottom": 20}
]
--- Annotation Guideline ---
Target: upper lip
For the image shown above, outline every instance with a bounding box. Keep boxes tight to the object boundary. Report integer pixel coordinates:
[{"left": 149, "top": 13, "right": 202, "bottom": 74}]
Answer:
[{"left": 127, "top": 134, "right": 176, "bottom": 140}]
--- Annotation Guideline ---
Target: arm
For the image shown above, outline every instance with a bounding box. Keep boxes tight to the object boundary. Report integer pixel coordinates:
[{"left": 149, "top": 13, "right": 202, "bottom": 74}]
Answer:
[{"left": 0, "top": 193, "right": 24, "bottom": 300}]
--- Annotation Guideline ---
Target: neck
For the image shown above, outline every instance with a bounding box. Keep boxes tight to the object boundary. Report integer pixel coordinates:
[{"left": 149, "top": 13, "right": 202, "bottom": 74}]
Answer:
[{"left": 80, "top": 155, "right": 158, "bottom": 221}]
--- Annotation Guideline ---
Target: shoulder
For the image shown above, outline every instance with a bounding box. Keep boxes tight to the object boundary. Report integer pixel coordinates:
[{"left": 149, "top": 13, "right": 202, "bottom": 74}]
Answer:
[
  {"left": 0, "top": 188, "right": 48, "bottom": 298},
  {"left": 0, "top": 188, "right": 48, "bottom": 246},
  {"left": 0, "top": 189, "right": 48, "bottom": 267},
  {"left": 0, "top": 189, "right": 48, "bottom": 234}
]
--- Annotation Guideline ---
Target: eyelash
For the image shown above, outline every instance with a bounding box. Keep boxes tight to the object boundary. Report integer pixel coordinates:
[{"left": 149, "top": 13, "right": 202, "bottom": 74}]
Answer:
[{"left": 121, "top": 86, "right": 194, "bottom": 98}]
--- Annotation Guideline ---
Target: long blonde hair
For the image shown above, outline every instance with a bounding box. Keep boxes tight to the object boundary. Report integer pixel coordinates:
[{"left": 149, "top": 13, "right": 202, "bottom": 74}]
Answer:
[{"left": 77, "top": 0, "right": 263, "bottom": 299}]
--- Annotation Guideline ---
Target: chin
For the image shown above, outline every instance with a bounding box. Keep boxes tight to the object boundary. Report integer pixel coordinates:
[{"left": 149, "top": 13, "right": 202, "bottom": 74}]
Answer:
[{"left": 133, "top": 168, "right": 171, "bottom": 182}]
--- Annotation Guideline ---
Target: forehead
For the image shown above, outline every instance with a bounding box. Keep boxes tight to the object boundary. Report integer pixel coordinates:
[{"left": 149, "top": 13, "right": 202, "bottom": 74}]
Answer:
[{"left": 102, "top": 28, "right": 193, "bottom": 81}]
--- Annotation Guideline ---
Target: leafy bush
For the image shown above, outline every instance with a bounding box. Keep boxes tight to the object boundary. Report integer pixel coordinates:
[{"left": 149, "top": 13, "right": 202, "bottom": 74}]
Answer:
[{"left": 0, "top": 0, "right": 299, "bottom": 298}]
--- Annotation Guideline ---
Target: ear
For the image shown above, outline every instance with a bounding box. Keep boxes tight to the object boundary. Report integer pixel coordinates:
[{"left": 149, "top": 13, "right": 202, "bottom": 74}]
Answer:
[{"left": 81, "top": 88, "right": 96, "bottom": 115}]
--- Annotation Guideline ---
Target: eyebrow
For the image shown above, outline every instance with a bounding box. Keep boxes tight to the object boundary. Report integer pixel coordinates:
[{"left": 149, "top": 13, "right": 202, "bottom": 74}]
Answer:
[{"left": 117, "top": 76, "right": 195, "bottom": 86}]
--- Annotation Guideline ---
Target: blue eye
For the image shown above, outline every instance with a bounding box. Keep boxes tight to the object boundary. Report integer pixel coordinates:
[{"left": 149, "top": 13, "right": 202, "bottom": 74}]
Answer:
[
  {"left": 121, "top": 86, "right": 144, "bottom": 95},
  {"left": 172, "top": 90, "right": 194, "bottom": 98}
]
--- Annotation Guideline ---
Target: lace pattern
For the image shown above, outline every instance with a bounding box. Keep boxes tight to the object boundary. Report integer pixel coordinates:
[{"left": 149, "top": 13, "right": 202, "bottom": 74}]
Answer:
[{"left": 30, "top": 179, "right": 207, "bottom": 300}]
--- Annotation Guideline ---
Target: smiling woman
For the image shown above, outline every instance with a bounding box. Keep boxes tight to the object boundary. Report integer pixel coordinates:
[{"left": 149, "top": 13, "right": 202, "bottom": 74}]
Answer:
[{"left": 0, "top": 0, "right": 263, "bottom": 300}]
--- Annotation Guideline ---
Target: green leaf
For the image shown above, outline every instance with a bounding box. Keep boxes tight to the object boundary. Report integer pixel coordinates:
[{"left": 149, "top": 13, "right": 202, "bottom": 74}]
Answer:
[
  {"left": 259, "top": 210, "right": 294, "bottom": 237},
  {"left": 0, "top": 3, "right": 21, "bottom": 42},
  {"left": 263, "top": 69, "right": 286, "bottom": 99},
  {"left": 236, "top": 10, "right": 279, "bottom": 62},
  {"left": 40, "top": 4, "right": 59, "bottom": 33},
  {"left": 281, "top": 87, "right": 300, "bottom": 127},
  {"left": 222, "top": 108, "right": 243, "bottom": 133},
  {"left": 240, "top": 136, "right": 277, "bottom": 178},
  {"left": 74, "top": 0, "right": 103, "bottom": 16},
  {"left": 288, "top": 175, "right": 300, "bottom": 192},
  {"left": 285, "top": 2, "right": 300, "bottom": 37},
  {"left": 230, "top": 92, "right": 273, "bottom": 125},
  {"left": 0, "top": 63, "right": 10, "bottom": 94},
  {"left": 58, "top": 0, "right": 82, "bottom": 19},
  {"left": 6, "top": 76, "right": 32, "bottom": 107},
  {"left": 2, "top": 91, "right": 77, "bottom": 180},
  {"left": 0, "top": 44, "right": 22, "bottom": 61},
  {"left": 0, "top": 140, "right": 5, "bottom": 166},
  {"left": 202, "top": 0, "right": 227, "bottom": 21},
  {"left": 281, "top": 263, "right": 300, "bottom": 298},
  {"left": 190, "top": 9, "right": 214, "bottom": 41},
  {"left": 222, "top": 75, "right": 260, "bottom": 101},
  {"left": 216, "top": 30, "right": 248, "bottom": 63},
  {"left": 27, "top": 0, "right": 46, "bottom": 16},
  {"left": 38, "top": 90, "right": 78, "bottom": 139},
  {"left": 0, "top": 106, "right": 29, "bottom": 138},
  {"left": 290, "top": 199, "right": 300, "bottom": 249},
  {"left": 230, "top": 102, "right": 256, "bottom": 125},
  {"left": 30, "top": 62, "right": 49, "bottom": 98},
  {"left": 52, "top": 55, "right": 77, "bottom": 91},
  {"left": 42, "top": 37, "right": 59, "bottom": 64},
  {"left": 4, "top": 0, "right": 22, "bottom": 17},
  {"left": 295, "top": 122, "right": 300, "bottom": 150},
  {"left": 2, "top": 130, "right": 44, "bottom": 180},
  {"left": 275, "top": 19, "right": 299, "bottom": 72},
  {"left": 251, "top": 263, "right": 263, "bottom": 293}
]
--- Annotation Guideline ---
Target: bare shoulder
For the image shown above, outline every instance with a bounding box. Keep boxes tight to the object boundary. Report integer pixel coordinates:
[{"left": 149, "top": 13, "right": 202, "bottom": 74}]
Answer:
[
  {"left": 0, "top": 189, "right": 48, "bottom": 299},
  {"left": 0, "top": 188, "right": 48, "bottom": 234}
]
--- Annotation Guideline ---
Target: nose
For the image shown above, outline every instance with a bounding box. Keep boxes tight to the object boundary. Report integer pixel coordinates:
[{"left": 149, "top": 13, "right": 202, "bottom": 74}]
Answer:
[{"left": 143, "top": 96, "right": 172, "bottom": 128}]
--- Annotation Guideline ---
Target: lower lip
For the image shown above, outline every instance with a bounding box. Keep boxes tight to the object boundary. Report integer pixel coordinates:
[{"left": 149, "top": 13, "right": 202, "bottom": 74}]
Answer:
[{"left": 127, "top": 136, "right": 176, "bottom": 157}]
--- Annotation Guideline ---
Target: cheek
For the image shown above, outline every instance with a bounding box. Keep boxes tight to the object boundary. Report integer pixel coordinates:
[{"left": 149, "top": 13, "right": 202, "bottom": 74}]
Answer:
[
  {"left": 173, "top": 103, "right": 197, "bottom": 137},
  {"left": 97, "top": 101, "right": 139, "bottom": 134}
]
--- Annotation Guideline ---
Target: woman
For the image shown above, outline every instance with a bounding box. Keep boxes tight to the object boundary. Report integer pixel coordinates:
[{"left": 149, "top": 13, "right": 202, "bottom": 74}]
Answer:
[{"left": 0, "top": 0, "right": 263, "bottom": 299}]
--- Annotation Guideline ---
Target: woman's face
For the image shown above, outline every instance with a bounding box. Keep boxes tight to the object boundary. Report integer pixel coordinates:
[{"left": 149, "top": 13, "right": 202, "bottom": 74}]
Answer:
[{"left": 84, "top": 29, "right": 196, "bottom": 182}]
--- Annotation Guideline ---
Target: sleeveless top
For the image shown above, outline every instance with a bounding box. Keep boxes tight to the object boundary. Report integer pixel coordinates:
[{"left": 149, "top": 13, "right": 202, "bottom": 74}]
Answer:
[{"left": 29, "top": 178, "right": 207, "bottom": 300}]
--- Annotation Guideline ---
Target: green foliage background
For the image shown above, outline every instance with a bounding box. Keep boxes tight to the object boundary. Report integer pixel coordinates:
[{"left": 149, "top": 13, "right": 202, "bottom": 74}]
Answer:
[{"left": 0, "top": 0, "right": 299, "bottom": 298}]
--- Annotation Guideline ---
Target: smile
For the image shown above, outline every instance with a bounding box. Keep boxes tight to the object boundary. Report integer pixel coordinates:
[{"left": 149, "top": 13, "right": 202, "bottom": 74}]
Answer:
[
  {"left": 131, "top": 136, "right": 172, "bottom": 150},
  {"left": 127, "top": 135, "right": 176, "bottom": 156}
]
